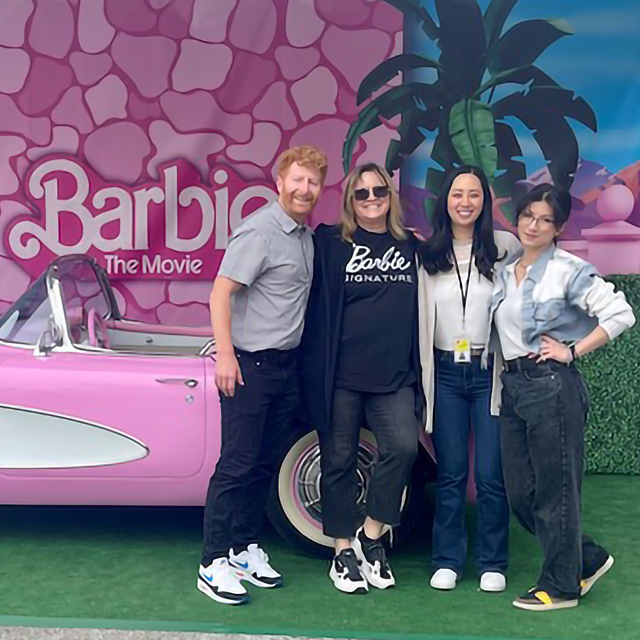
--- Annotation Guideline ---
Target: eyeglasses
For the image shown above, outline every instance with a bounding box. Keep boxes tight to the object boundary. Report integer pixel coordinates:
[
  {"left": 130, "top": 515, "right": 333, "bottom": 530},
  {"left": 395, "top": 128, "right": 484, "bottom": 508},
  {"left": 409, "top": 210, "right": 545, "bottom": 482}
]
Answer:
[
  {"left": 353, "top": 186, "right": 390, "bottom": 201},
  {"left": 519, "top": 211, "right": 556, "bottom": 230}
]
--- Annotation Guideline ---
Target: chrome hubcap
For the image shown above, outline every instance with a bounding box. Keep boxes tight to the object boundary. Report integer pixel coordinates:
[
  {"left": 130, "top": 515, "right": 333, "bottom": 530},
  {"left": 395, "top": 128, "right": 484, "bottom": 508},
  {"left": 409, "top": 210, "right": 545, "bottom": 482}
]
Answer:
[{"left": 295, "top": 441, "right": 377, "bottom": 524}]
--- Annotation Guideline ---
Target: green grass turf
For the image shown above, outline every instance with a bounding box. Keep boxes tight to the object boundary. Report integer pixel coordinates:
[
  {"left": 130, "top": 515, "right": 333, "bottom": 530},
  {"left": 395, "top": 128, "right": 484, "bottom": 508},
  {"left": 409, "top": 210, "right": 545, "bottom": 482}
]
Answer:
[{"left": 0, "top": 476, "right": 638, "bottom": 640}]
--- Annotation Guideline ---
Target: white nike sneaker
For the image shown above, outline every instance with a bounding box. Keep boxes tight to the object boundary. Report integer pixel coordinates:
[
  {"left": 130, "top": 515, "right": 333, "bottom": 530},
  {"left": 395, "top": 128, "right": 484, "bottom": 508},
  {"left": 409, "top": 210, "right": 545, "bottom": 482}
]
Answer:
[
  {"left": 197, "top": 558, "right": 250, "bottom": 605},
  {"left": 229, "top": 543, "right": 283, "bottom": 588}
]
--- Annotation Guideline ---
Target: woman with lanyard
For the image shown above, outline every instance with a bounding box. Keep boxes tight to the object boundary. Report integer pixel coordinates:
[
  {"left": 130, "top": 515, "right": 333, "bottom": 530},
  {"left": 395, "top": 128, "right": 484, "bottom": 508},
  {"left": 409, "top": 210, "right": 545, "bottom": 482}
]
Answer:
[
  {"left": 418, "top": 165, "right": 520, "bottom": 592},
  {"left": 300, "top": 162, "right": 423, "bottom": 595},
  {"left": 491, "top": 184, "right": 634, "bottom": 611}
]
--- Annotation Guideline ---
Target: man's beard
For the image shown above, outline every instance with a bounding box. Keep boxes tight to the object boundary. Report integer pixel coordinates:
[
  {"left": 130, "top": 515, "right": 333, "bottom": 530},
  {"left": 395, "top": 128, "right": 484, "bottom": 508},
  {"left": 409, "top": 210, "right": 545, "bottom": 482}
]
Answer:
[{"left": 281, "top": 190, "right": 317, "bottom": 214}]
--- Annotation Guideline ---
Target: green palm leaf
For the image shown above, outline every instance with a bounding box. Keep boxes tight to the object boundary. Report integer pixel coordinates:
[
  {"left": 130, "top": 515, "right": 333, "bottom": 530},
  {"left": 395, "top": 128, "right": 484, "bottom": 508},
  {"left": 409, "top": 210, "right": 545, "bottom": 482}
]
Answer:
[
  {"left": 448, "top": 99, "right": 498, "bottom": 180},
  {"left": 342, "top": 104, "right": 383, "bottom": 175},
  {"left": 477, "top": 65, "right": 560, "bottom": 99},
  {"left": 430, "top": 131, "right": 458, "bottom": 171},
  {"left": 436, "top": 0, "right": 486, "bottom": 95},
  {"left": 494, "top": 122, "right": 526, "bottom": 182},
  {"left": 357, "top": 54, "right": 443, "bottom": 105},
  {"left": 493, "top": 86, "right": 597, "bottom": 131},
  {"left": 424, "top": 167, "right": 446, "bottom": 221},
  {"left": 493, "top": 93, "right": 582, "bottom": 188},
  {"left": 343, "top": 83, "right": 447, "bottom": 173},
  {"left": 488, "top": 19, "right": 574, "bottom": 75},
  {"left": 493, "top": 121, "right": 527, "bottom": 221},
  {"left": 387, "top": 99, "right": 449, "bottom": 173},
  {"left": 483, "top": 0, "right": 521, "bottom": 48}
]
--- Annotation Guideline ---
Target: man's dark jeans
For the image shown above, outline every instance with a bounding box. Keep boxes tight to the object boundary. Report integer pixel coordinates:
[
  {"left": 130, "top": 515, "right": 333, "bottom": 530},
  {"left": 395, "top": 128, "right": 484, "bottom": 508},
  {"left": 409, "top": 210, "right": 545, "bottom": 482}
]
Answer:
[
  {"left": 500, "top": 358, "right": 609, "bottom": 598},
  {"left": 319, "top": 386, "right": 419, "bottom": 539},
  {"left": 432, "top": 352, "right": 509, "bottom": 576},
  {"left": 201, "top": 348, "right": 299, "bottom": 566}
]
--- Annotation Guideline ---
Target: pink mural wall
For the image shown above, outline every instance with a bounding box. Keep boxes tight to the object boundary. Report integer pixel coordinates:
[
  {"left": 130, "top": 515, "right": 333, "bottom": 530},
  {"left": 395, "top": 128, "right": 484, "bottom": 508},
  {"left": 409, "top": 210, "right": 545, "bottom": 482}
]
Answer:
[{"left": 0, "top": 0, "right": 402, "bottom": 326}]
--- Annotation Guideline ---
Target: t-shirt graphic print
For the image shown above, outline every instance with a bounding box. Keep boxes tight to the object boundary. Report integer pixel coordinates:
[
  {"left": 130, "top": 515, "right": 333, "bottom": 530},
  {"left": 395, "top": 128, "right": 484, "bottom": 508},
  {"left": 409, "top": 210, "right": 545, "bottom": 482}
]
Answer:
[{"left": 336, "top": 226, "right": 417, "bottom": 393}]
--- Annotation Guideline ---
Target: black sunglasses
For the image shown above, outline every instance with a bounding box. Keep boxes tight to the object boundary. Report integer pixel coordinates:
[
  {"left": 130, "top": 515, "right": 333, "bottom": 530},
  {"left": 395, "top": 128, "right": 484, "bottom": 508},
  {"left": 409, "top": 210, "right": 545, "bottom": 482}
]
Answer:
[{"left": 353, "top": 186, "right": 390, "bottom": 201}]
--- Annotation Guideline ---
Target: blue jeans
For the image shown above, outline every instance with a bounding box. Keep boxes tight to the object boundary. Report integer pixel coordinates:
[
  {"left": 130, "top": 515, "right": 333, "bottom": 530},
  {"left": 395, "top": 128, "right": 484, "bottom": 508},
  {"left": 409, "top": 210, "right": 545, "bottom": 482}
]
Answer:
[{"left": 432, "top": 351, "right": 509, "bottom": 575}]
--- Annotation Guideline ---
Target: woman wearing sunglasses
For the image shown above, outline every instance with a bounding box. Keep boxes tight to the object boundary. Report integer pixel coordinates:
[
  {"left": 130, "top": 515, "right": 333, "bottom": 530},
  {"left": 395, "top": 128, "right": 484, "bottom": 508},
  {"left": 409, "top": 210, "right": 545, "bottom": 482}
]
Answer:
[
  {"left": 300, "top": 163, "right": 424, "bottom": 594},
  {"left": 490, "top": 184, "right": 634, "bottom": 611},
  {"left": 418, "top": 166, "right": 520, "bottom": 593}
]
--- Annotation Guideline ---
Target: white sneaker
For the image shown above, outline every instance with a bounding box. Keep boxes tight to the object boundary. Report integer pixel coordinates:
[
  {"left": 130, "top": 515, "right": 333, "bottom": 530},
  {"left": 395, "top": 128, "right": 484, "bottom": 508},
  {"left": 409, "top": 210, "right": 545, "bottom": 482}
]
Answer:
[
  {"left": 197, "top": 558, "right": 250, "bottom": 605},
  {"left": 230, "top": 543, "right": 283, "bottom": 588},
  {"left": 480, "top": 571, "right": 506, "bottom": 592},
  {"left": 430, "top": 568, "right": 458, "bottom": 590}
]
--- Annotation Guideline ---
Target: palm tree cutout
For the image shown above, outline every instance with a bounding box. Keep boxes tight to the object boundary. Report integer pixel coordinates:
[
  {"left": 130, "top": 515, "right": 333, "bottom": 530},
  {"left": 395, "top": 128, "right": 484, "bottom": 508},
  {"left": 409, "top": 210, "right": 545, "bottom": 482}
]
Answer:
[{"left": 342, "top": 0, "right": 597, "bottom": 221}]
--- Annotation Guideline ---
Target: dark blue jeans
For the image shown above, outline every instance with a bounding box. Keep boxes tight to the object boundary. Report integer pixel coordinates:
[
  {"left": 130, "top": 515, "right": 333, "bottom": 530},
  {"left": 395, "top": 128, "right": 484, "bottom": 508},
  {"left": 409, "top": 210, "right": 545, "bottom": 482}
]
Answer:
[
  {"left": 500, "top": 359, "right": 609, "bottom": 598},
  {"left": 432, "top": 351, "right": 509, "bottom": 576}
]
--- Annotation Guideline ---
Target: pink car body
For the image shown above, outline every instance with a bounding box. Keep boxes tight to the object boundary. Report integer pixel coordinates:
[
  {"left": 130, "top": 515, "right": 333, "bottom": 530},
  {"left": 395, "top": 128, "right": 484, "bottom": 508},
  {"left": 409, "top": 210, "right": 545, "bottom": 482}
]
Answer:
[
  {"left": 0, "top": 255, "right": 440, "bottom": 555},
  {"left": 0, "top": 256, "right": 218, "bottom": 506}
]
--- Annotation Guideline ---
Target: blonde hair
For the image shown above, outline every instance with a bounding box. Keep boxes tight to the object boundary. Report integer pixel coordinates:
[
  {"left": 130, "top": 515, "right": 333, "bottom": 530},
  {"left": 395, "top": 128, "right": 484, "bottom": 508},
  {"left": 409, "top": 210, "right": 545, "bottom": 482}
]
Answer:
[
  {"left": 340, "top": 163, "right": 406, "bottom": 242},
  {"left": 276, "top": 145, "right": 328, "bottom": 183}
]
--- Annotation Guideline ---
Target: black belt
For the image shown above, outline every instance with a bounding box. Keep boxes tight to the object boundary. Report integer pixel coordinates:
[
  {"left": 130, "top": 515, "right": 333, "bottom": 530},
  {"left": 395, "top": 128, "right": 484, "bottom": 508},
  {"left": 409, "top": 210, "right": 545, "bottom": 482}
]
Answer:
[
  {"left": 503, "top": 356, "right": 573, "bottom": 373},
  {"left": 435, "top": 348, "right": 484, "bottom": 362},
  {"left": 234, "top": 347, "right": 297, "bottom": 363}
]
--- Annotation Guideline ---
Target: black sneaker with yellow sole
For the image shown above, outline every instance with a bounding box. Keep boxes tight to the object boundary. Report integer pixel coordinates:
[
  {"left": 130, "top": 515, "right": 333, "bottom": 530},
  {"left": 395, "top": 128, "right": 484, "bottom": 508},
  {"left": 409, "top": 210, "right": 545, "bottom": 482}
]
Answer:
[
  {"left": 513, "top": 588, "right": 579, "bottom": 611},
  {"left": 581, "top": 554, "right": 614, "bottom": 596}
]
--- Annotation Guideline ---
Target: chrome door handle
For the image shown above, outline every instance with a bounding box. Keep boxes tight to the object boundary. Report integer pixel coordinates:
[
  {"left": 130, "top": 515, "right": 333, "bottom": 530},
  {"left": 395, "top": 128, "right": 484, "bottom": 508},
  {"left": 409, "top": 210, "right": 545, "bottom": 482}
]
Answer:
[{"left": 155, "top": 378, "right": 198, "bottom": 388}]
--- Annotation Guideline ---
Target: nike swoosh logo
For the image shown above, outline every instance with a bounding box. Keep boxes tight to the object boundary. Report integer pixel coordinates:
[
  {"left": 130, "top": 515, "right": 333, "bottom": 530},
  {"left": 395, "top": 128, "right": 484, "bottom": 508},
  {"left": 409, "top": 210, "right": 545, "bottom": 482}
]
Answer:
[{"left": 233, "top": 561, "right": 249, "bottom": 569}]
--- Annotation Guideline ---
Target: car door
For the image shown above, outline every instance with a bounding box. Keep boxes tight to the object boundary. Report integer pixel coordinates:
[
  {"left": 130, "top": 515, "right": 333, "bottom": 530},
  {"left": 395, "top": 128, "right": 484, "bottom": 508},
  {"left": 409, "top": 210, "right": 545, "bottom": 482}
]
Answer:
[
  {"left": 0, "top": 347, "right": 207, "bottom": 478},
  {"left": 0, "top": 257, "right": 211, "bottom": 505}
]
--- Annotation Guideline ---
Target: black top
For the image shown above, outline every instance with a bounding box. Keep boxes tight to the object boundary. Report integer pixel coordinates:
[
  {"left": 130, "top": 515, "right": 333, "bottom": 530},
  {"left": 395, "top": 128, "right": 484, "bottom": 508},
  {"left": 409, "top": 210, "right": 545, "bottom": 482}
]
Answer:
[
  {"left": 335, "top": 226, "right": 417, "bottom": 392},
  {"left": 299, "top": 223, "right": 424, "bottom": 432}
]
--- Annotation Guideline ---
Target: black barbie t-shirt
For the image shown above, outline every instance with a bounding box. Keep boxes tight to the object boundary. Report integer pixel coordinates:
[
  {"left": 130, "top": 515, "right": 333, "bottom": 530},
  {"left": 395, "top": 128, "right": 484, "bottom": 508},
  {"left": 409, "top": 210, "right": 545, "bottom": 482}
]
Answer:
[{"left": 335, "top": 226, "right": 417, "bottom": 393}]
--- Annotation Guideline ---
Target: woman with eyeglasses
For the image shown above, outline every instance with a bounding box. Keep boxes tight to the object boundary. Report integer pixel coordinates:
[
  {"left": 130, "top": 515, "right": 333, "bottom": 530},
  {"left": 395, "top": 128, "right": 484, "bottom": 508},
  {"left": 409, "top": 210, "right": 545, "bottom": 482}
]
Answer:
[
  {"left": 300, "top": 163, "right": 424, "bottom": 594},
  {"left": 418, "top": 166, "right": 520, "bottom": 594},
  {"left": 490, "top": 184, "right": 634, "bottom": 611}
]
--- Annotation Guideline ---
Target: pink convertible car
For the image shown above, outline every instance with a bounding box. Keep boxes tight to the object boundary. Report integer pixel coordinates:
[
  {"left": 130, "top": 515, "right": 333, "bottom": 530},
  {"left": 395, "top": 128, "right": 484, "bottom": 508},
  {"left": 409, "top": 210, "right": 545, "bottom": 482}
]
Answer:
[{"left": 0, "top": 255, "right": 433, "bottom": 555}]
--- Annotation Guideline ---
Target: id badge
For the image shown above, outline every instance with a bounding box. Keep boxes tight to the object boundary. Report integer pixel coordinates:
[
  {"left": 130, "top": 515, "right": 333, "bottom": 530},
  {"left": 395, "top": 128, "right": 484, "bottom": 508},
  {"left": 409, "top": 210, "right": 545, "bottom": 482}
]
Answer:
[{"left": 453, "top": 335, "right": 471, "bottom": 364}]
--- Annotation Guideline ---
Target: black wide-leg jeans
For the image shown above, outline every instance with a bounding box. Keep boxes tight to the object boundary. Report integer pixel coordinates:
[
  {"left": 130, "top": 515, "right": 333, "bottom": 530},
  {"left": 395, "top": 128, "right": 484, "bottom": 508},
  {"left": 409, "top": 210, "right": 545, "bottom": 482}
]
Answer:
[
  {"left": 201, "top": 348, "right": 299, "bottom": 566},
  {"left": 500, "top": 359, "right": 609, "bottom": 598},
  {"left": 319, "top": 386, "right": 419, "bottom": 539}
]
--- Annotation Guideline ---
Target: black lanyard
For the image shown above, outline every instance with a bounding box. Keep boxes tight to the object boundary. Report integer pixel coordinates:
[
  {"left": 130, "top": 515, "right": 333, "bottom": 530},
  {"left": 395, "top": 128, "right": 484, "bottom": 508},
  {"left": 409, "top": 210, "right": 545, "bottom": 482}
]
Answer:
[{"left": 452, "top": 243, "right": 473, "bottom": 329}]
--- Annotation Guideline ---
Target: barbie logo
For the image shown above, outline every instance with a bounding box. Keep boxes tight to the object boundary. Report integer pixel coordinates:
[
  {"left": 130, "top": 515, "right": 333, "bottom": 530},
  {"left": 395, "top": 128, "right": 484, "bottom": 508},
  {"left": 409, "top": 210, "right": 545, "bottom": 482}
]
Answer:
[{"left": 6, "top": 157, "right": 276, "bottom": 279}]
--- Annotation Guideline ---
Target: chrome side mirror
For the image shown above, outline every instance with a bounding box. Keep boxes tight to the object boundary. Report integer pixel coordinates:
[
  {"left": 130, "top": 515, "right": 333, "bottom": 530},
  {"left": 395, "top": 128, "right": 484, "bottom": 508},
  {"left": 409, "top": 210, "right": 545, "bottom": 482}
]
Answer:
[{"left": 34, "top": 322, "right": 61, "bottom": 358}]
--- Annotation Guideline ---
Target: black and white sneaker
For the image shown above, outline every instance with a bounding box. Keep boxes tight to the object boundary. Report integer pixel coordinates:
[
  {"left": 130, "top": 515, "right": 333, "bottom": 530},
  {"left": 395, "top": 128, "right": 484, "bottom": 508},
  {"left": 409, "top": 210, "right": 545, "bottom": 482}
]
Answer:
[
  {"left": 353, "top": 526, "right": 396, "bottom": 589},
  {"left": 197, "top": 558, "right": 250, "bottom": 605},
  {"left": 329, "top": 548, "right": 368, "bottom": 594}
]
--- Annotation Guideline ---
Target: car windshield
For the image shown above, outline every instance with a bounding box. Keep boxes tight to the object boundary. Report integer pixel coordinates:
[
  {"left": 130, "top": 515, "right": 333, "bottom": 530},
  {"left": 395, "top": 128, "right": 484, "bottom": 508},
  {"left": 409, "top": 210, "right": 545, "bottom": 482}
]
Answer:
[
  {"left": 57, "top": 260, "right": 111, "bottom": 346},
  {"left": 0, "top": 276, "right": 53, "bottom": 345}
]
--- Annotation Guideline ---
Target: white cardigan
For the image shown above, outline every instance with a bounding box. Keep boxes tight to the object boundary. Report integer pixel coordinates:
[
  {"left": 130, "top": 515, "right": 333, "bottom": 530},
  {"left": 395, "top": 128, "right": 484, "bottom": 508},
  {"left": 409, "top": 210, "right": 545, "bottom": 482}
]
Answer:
[{"left": 417, "top": 230, "right": 521, "bottom": 432}]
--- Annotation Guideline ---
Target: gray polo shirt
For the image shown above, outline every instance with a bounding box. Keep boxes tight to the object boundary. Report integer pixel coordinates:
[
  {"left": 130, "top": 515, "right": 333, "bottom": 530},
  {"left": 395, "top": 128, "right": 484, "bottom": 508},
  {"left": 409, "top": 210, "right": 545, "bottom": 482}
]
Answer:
[{"left": 218, "top": 201, "right": 314, "bottom": 352}]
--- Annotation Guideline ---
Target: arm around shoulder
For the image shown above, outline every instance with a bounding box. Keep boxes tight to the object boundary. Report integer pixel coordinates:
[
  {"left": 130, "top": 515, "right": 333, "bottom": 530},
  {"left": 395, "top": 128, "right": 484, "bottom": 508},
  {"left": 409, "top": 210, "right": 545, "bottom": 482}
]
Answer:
[{"left": 494, "top": 229, "right": 521, "bottom": 258}]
